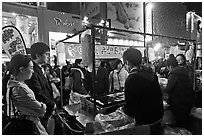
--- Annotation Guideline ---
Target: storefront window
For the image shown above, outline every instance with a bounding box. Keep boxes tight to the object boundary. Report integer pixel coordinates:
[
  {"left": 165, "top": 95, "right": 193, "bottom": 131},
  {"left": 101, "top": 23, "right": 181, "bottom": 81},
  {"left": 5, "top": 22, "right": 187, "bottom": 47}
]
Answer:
[{"left": 2, "top": 11, "right": 38, "bottom": 48}]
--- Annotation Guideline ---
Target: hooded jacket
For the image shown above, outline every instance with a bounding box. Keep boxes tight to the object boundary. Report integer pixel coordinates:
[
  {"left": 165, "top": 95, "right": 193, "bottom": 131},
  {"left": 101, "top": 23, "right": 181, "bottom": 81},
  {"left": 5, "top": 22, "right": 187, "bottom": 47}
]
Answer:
[
  {"left": 70, "top": 67, "right": 87, "bottom": 95},
  {"left": 165, "top": 66, "right": 195, "bottom": 106},
  {"left": 123, "top": 67, "right": 164, "bottom": 125}
]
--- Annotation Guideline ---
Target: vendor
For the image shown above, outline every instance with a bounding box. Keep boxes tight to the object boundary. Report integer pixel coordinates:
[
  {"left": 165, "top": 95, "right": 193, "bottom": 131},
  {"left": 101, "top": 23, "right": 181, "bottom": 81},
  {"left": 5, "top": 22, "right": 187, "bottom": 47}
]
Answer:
[
  {"left": 122, "top": 48, "right": 164, "bottom": 135},
  {"left": 109, "top": 58, "right": 129, "bottom": 93},
  {"left": 165, "top": 57, "right": 195, "bottom": 131}
]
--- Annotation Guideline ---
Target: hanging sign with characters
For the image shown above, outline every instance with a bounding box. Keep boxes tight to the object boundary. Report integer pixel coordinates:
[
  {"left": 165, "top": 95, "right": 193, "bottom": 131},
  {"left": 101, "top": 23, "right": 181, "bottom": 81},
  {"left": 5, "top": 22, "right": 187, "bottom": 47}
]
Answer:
[{"left": 2, "top": 25, "right": 27, "bottom": 58}]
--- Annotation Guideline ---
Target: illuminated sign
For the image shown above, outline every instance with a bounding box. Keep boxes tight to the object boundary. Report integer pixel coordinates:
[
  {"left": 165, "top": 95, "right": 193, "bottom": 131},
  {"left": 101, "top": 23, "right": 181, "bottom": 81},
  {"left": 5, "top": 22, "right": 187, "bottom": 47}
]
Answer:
[
  {"left": 65, "top": 44, "right": 145, "bottom": 59},
  {"left": 54, "top": 17, "right": 76, "bottom": 27},
  {"left": 44, "top": 9, "right": 82, "bottom": 34},
  {"left": 145, "top": 3, "right": 153, "bottom": 41}
]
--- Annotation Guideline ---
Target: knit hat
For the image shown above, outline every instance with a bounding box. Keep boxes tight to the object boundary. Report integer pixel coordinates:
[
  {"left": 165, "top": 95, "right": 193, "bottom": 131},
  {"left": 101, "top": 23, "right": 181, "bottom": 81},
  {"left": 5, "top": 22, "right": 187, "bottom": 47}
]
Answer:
[{"left": 114, "top": 58, "right": 122, "bottom": 67}]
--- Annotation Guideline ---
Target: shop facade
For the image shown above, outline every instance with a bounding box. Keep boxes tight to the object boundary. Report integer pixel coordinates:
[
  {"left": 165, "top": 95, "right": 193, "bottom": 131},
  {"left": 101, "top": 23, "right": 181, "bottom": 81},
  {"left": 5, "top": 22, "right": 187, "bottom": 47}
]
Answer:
[
  {"left": 2, "top": 2, "right": 39, "bottom": 62},
  {"left": 2, "top": 2, "right": 83, "bottom": 64}
]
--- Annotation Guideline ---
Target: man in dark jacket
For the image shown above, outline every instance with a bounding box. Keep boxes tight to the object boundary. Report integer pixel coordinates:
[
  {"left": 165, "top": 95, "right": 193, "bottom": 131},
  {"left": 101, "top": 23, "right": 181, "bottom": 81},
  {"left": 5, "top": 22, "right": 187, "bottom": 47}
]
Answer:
[
  {"left": 122, "top": 48, "right": 164, "bottom": 135},
  {"left": 94, "top": 60, "right": 109, "bottom": 97},
  {"left": 70, "top": 59, "right": 88, "bottom": 95},
  {"left": 25, "top": 42, "right": 55, "bottom": 129},
  {"left": 165, "top": 57, "right": 195, "bottom": 130}
]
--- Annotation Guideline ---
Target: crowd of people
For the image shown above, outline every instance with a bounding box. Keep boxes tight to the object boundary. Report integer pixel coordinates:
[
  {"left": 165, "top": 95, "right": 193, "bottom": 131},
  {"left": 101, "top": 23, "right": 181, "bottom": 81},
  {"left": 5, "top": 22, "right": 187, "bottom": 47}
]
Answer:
[{"left": 2, "top": 41, "right": 199, "bottom": 135}]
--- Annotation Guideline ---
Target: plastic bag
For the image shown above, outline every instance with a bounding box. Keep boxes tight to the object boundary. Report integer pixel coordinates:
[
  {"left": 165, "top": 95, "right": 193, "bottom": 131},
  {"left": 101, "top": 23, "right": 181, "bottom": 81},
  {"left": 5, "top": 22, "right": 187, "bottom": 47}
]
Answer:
[
  {"left": 164, "top": 126, "right": 192, "bottom": 135},
  {"left": 94, "top": 107, "right": 135, "bottom": 132},
  {"left": 67, "top": 91, "right": 89, "bottom": 116},
  {"left": 51, "top": 83, "right": 60, "bottom": 99},
  {"left": 47, "top": 115, "right": 55, "bottom": 135}
]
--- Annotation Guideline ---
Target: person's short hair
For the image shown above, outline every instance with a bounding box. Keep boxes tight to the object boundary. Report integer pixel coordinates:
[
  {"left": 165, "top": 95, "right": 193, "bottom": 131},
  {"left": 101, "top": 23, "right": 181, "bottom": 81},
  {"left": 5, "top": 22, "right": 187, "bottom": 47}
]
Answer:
[
  {"left": 30, "top": 42, "right": 50, "bottom": 59},
  {"left": 100, "top": 60, "right": 106, "bottom": 67},
  {"left": 74, "top": 59, "right": 82, "bottom": 66},
  {"left": 9, "top": 54, "right": 31, "bottom": 76},
  {"left": 123, "top": 48, "right": 142, "bottom": 66},
  {"left": 114, "top": 58, "right": 122, "bottom": 68},
  {"left": 166, "top": 57, "right": 178, "bottom": 67},
  {"left": 176, "top": 54, "right": 186, "bottom": 64},
  {"left": 169, "top": 54, "right": 175, "bottom": 59}
]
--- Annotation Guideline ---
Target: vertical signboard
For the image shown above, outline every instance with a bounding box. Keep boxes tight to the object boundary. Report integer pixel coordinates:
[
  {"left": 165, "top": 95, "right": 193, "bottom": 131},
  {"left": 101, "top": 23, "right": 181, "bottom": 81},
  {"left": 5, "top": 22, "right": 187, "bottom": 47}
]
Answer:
[
  {"left": 2, "top": 25, "right": 27, "bottom": 58},
  {"left": 145, "top": 3, "right": 153, "bottom": 41}
]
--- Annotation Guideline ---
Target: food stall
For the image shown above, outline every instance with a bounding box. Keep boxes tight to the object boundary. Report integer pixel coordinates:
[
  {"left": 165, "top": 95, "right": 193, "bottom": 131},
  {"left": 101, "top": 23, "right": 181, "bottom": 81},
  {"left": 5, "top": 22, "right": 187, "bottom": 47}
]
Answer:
[{"left": 55, "top": 21, "right": 202, "bottom": 134}]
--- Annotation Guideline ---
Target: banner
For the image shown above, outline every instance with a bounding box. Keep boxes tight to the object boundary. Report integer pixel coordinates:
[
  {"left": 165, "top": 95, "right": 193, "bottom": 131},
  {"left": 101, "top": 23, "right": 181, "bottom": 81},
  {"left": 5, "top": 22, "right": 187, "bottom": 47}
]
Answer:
[
  {"left": 2, "top": 25, "right": 27, "bottom": 58},
  {"left": 65, "top": 43, "right": 145, "bottom": 59}
]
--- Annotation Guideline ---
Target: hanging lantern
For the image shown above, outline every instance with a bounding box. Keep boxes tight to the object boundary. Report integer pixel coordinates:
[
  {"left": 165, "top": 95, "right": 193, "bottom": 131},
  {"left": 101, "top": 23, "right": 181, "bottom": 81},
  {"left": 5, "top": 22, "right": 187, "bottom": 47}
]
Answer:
[{"left": 56, "top": 42, "right": 66, "bottom": 66}]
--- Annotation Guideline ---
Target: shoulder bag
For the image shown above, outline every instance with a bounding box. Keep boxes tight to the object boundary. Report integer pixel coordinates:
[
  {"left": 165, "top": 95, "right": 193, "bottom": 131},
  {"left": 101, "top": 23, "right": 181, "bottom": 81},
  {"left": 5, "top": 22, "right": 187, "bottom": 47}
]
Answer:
[{"left": 2, "top": 87, "right": 39, "bottom": 135}]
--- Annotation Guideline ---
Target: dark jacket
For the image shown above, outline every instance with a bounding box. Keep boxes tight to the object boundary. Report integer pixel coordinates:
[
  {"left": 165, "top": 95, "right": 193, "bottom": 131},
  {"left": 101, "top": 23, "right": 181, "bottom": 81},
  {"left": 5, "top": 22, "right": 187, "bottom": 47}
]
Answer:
[
  {"left": 70, "top": 67, "right": 87, "bottom": 95},
  {"left": 94, "top": 66, "right": 109, "bottom": 97},
  {"left": 25, "top": 61, "right": 55, "bottom": 120},
  {"left": 123, "top": 68, "right": 164, "bottom": 125},
  {"left": 2, "top": 71, "right": 11, "bottom": 104},
  {"left": 165, "top": 66, "right": 195, "bottom": 106},
  {"left": 179, "top": 64, "right": 194, "bottom": 85}
]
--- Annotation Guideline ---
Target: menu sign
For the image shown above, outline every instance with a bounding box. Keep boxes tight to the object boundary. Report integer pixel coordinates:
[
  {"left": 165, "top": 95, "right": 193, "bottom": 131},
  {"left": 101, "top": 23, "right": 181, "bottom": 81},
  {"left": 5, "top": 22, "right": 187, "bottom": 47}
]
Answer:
[{"left": 2, "top": 25, "right": 27, "bottom": 58}]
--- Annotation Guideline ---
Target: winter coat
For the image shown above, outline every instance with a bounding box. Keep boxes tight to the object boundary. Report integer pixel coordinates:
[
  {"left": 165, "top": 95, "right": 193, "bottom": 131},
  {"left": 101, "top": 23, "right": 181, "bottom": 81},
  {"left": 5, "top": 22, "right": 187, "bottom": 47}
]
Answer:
[
  {"left": 70, "top": 67, "right": 88, "bottom": 95},
  {"left": 94, "top": 66, "right": 109, "bottom": 96},
  {"left": 25, "top": 61, "right": 55, "bottom": 121},
  {"left": 123, "top": 67, "right": 164, "bottom": 125},
  {"left": 165, "top": 66, "right": 195, "bottom": 106}
]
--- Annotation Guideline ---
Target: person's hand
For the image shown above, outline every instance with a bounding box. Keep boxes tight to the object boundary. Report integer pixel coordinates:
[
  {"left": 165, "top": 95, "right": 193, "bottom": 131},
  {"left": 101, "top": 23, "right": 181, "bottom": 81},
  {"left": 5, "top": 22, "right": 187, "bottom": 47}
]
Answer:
[{"left": 160, "top": 67, "right": 166, "bottom": 72}]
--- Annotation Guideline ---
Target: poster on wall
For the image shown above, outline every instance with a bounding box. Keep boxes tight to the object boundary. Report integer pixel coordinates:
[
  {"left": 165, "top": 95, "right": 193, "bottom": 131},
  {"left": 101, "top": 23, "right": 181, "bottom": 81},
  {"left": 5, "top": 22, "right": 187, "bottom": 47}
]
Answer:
[
  {"left": 2, "top": 25, "right": 27, "bottom": 58},
  {"left": 107, "top": 2, "right": 144, "bottom": 41}
]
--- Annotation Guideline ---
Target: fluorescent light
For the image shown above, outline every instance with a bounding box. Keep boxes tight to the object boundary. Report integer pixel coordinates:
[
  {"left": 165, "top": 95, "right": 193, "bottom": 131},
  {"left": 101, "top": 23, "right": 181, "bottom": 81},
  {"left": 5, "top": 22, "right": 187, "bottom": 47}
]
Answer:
[
  {"left": 146, "top": 3, "right": 153, "bottom": 10},
  {"left": 107, "top": 38, "right": 113, "bottom": 45},
  {"left": 12, "top": 13, "right": 17, "bottom": 16},
  {"left": 119, "top": 39, "right": 123, "bottom": 45},
  {"left": 113, "top": 39, "right": 119, "bottom": 45},
  {"left": 129, "top": 40, "right": 134, "bottom": 46}
]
